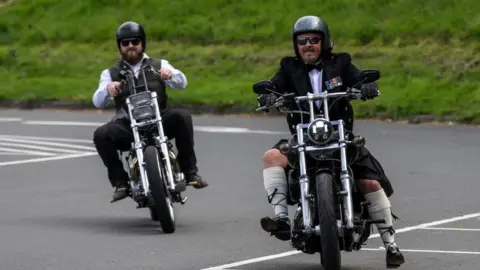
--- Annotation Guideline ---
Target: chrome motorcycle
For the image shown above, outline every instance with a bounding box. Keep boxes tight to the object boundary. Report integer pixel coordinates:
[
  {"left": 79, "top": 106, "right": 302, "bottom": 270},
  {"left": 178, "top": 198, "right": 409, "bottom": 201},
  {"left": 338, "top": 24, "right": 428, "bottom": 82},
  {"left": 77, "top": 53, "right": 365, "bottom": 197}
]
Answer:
[
  {"left": 253, "top": 69, "right": 385, "bottom": 270},
  {"left": 117, "top": 66, "right": 188, "bottom": 234}
]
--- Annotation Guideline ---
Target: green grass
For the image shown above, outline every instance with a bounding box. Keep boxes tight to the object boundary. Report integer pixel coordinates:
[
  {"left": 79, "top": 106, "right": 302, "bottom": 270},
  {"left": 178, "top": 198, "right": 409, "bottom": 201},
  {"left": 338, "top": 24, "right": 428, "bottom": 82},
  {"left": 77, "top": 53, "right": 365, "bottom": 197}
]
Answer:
[{"left": 1, "top": 0, "right": 480, "bottom": 122}]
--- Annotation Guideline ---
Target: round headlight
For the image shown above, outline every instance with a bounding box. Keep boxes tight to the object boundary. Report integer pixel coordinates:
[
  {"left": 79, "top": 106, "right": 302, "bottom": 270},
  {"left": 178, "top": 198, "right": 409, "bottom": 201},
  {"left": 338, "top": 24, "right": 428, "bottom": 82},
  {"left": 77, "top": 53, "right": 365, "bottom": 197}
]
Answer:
[{"left": 307, "top": 119, "right": 334, "bottom": 145}]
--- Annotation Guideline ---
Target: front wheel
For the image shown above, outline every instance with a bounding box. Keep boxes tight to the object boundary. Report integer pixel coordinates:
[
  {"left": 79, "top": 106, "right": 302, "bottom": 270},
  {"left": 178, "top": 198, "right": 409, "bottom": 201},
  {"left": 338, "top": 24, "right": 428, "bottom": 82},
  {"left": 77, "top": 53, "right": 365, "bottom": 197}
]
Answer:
[
  {"left": 149, "top": 206, "right": 159, "bottom": 221},
  {"left": 316, "top": 172, "right": 341, "bottom": 270},
  {"left": 144, "top": 145, "right": 175, "bottom": 233}
]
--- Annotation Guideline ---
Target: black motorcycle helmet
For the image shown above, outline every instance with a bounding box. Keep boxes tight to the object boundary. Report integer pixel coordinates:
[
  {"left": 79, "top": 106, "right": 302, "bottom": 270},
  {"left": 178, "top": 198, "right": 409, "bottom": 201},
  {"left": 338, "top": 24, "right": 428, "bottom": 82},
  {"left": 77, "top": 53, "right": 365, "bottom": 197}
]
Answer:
[
  {"left": 292, "top": 15, "right": 333, "bottom": 59},
  {"left": 116, "top": 21, "right": 146, "bottom": 52}
]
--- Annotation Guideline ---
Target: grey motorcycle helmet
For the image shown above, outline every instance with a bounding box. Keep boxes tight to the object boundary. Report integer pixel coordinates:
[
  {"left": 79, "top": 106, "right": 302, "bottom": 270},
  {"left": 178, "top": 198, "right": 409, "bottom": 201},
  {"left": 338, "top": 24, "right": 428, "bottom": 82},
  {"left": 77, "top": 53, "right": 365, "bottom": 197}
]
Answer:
[
  {"left": 116, "top": 21, "right": 147, "bottom": 52},
  {"left": 292, "top": 15, "right": 333, "bottom": 59}
]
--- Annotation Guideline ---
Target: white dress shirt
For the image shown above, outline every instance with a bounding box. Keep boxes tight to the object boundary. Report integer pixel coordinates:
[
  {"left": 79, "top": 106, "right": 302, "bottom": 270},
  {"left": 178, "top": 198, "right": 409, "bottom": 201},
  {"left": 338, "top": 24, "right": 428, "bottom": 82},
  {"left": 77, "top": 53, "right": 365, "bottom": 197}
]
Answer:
[
  {"left": 308, "top": 68, "right": 324, "bottom": 108},
  {"left": 92, "top": 53, "right": 188, "bottom": 108}
]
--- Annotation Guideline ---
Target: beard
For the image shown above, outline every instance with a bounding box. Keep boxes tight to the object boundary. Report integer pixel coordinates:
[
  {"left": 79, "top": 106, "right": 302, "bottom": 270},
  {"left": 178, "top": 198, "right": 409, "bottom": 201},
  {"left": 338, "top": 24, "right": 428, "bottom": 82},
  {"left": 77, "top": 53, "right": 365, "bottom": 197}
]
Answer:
[
  {"left": 122, "top": 49, "right": 143, "bottom": 64},
  {"left": 301, "top": 47, "right": 319, "bottom": 64}
]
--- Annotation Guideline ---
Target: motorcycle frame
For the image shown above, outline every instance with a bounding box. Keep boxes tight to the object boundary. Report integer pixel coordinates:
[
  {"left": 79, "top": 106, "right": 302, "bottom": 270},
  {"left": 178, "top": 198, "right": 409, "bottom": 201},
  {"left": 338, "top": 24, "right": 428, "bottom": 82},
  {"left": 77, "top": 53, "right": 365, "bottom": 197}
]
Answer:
[{"left": 121, "top": 67, "right": 177, "bottom": 199}]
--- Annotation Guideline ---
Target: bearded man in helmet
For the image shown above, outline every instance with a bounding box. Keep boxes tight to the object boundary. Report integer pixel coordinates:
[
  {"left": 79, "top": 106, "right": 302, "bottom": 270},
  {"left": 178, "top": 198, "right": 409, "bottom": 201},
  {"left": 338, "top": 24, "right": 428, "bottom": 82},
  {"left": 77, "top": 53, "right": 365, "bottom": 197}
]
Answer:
[
  {"left": 92, "top": 21, "right": 208, "bottom": 203},
  {"left": 256, "top": 16, "right": 405, "bottom": 268}
]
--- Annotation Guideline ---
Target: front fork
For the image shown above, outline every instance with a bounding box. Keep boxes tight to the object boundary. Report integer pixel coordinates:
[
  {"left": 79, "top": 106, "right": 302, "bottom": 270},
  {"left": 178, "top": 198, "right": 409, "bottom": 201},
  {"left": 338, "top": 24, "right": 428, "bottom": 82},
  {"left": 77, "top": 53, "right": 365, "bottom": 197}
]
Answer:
[
  {"left": 151, "top": 93, "right": 176, "bottom": 192},
  {"left": 338, "top": 121, "right": 354, "bottom": 229},
  {"left": 297, "top": 128, "right": 313, "bottom": 230},
  {"left": 126, "top": 92, "right": 176, "bottom": 196},
  {"left": 127, "top": 116, "right": 150, "bottom": 196},
  {"left": 297, "top": 120, "right": 355, "bottom": 231}
]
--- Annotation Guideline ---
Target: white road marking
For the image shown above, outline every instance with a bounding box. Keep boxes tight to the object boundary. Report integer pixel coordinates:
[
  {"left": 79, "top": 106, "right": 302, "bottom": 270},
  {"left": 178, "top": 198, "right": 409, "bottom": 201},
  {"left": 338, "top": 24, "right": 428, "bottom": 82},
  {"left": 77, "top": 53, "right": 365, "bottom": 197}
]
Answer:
[
  {"left": 0, "top": 134, "right": 93, "bottom": 144},
  {"left": 0, "top": 152, "right": 97, "bottom": 167},
  {"left": 16, "top": 120, "right": 288, "bottom": 135},
  {"left": 23, "top": 120, "right": 102, "bottom": 126},
  {"left": 420, "top": 227, "right": 480, "bottom": 232},
  {"left": 0, "top": 137, "right": 96, "bottom": 151},
  {"left": 194, "top": 125, "right": 286, "bottom": 135},
  {"left": 0, "top": 117, "right": 23, "bottom": 122},
  {"left": 0, "top": 152, "right": 42, "bottom": 156},
  {"left": 0, "top": 141, "right": 82, "bottom": 154},
  {"left": 0, "top": 146, "right": 54, "bottom": 156},
  {"left": 361, "top": 247, "right": 480, "bottom": 255},
  {"left": 200, "top": 212, "right": 480, "bottom": 269},
  {"left": 0, "top": 134, "right": 99, "bottom": 165}
]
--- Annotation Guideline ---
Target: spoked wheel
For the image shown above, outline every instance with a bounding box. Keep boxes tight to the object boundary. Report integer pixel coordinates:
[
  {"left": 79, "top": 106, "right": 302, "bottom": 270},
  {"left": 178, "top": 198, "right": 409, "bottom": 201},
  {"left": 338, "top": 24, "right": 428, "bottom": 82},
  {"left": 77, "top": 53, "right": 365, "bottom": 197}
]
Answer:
[
  {"left": 144, "top": 145, "right": 175, "bottom": 233},
  {"left": 316, "top": 172, "right": 341, "bottom": 270}
]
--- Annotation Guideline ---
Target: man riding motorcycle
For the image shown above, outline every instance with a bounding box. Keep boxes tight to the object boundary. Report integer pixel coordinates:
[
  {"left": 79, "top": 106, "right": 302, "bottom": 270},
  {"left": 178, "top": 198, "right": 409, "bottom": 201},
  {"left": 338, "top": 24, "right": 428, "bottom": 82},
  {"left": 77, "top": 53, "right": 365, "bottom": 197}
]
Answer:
[
  {"left": 256, "top": 15, "right": 405, "bottom": 268},
  {"left": 92, "top": 21, "right": 208, "bottom": 203}
]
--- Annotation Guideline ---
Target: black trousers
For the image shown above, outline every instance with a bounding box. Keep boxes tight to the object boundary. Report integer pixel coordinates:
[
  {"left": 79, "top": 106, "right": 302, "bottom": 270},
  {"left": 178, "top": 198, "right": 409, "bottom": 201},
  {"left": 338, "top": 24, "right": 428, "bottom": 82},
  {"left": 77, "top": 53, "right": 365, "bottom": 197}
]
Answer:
[{"left": 93, "top": 108, "right": 198, "bottom": 187}]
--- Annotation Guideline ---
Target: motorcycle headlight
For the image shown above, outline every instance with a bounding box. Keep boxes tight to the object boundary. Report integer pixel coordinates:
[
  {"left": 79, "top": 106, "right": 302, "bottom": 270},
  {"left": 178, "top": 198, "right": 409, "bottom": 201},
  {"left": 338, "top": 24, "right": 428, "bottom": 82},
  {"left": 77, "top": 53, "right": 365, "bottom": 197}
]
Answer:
[
  {"left": 131, "top": 104, "right": 155, "bottom": 121},
  {"left": 129, "top": 91, "right": 152, "bottom": 107},
  {"left": 307, "top": 119, "right": 334, "bottom": 145}
]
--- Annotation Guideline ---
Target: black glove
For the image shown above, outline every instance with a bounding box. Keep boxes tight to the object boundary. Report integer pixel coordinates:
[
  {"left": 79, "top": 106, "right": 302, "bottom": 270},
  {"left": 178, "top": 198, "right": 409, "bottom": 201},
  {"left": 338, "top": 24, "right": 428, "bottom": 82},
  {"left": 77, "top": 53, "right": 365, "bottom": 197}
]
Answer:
[
  {"left": 257, "top": 93, "right": 277, "bottom": 107},
  {"left": 360, "top": 83, "right": 379, "bottom": 101}
]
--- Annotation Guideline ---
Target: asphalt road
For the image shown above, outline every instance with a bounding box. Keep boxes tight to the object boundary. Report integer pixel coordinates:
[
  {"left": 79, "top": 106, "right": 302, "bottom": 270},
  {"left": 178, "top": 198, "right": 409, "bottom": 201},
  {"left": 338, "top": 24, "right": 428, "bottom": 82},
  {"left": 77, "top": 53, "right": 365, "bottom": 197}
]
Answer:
[{"left": 1, "top": 108, "right": 480, "bottom": 270}]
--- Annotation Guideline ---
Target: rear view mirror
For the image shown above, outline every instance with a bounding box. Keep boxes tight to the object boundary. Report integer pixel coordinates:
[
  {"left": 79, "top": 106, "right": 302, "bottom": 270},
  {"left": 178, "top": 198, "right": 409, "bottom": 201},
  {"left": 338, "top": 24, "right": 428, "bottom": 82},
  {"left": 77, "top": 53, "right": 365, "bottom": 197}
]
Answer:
[
  {"left": 252, "top": 80, "right": 275, "bottom": 94},
  {"left": 358, "top": 69, "right": 380, "bottom": 84}
]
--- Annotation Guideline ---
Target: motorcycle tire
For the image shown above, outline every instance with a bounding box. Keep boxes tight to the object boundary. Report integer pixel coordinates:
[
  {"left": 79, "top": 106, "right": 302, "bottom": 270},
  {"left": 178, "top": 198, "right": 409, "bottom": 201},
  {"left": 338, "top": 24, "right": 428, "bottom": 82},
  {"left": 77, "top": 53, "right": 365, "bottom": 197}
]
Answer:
[
  {"left": 316, "top": 172, "right": 341, "bottom": 270},
  {"left": 144, "top": 145, "right": 176, "bottom": 233},
  {"left": 149, "top": 206, "right": 159, "bottom": 221}
]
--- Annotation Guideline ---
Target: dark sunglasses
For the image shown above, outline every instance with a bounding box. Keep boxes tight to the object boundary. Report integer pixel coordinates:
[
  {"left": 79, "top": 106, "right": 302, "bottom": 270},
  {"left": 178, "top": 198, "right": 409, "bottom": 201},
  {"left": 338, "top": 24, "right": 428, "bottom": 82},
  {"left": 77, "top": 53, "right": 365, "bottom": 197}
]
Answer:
[
  {"left": 120, "top": 38, "right": 141, "bottom": 47},
  {"left": 297, "top": 37, "right": 321, "bottom": 45}
]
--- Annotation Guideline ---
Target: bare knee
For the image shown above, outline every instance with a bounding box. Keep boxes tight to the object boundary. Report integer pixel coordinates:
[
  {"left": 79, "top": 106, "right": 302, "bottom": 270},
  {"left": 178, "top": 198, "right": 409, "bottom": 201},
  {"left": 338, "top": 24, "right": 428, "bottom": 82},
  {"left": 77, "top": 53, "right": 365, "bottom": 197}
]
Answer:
[
  {"left": 359, "top": 179, "right": 382, "bottom": 194},
  {"left": 263, "top": 149, "right": 288, "bottom": 169}
]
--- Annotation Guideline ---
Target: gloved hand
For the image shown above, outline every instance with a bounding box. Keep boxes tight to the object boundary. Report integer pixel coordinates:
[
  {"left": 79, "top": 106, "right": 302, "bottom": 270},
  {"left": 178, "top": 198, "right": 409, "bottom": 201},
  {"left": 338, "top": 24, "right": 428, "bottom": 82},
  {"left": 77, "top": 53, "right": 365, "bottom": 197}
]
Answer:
[
  {"left": 360, "top": 83, "right": 379, "bottom": 101},
  {"left": 257, "top": 93, "right": 277, "bottom": 107}
]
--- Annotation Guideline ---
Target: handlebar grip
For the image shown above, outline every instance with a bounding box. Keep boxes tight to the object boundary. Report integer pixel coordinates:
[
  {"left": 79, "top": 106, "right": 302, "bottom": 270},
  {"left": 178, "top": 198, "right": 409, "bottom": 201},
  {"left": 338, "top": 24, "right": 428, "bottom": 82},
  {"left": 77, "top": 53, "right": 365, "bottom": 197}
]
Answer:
[{"left": 348, "top": 88, "right": 362, "bottom": 99}]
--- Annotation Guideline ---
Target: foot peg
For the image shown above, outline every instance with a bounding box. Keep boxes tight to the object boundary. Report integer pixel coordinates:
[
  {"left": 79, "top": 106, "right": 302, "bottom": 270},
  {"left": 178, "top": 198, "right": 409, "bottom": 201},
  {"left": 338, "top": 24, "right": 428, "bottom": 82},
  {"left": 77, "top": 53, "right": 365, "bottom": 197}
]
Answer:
[
  {"left": 353, "top": 218, "right": 386, "bottom": 225},
  {"left": 187, "top": 180, "right": 208, "bottom": 189},
  {"left": 174, "top": 180, "right": 187, "bottom": 192},
  {"left": 366, "top": 218, "right": 386, "bottom": 225},
  {"left": 186, "top": 180, "right": 197, "bottom": 186}
]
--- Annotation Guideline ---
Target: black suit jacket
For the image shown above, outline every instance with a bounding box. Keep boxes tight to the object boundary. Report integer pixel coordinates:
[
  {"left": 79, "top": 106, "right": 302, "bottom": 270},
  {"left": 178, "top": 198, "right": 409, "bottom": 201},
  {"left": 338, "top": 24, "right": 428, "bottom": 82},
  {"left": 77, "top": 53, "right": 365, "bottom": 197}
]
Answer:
[{"left": 269, "top": 52, "right": 373, "bottom": 135}]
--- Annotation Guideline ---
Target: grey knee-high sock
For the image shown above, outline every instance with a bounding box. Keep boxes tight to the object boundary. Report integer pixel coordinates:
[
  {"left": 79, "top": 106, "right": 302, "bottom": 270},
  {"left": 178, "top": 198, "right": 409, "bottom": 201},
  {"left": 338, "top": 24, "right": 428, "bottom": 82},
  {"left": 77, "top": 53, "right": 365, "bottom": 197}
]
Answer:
[
  {"left": 263, "top": 166, "right": 288, "bottom": 218},
  {"left": 364, "top": 188, "right": 397, "bottom": 249}
]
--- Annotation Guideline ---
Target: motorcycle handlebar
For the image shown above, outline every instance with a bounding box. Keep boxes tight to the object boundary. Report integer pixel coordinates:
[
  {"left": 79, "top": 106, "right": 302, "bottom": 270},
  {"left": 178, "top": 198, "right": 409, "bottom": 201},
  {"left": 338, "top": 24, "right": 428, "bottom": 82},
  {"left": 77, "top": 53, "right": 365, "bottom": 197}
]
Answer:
[
  {"left": 118, "top": 65, "right": 160, "bottom": 96},
  {"left": 255, "top": 88, "right": 375, "bottom": 112}
]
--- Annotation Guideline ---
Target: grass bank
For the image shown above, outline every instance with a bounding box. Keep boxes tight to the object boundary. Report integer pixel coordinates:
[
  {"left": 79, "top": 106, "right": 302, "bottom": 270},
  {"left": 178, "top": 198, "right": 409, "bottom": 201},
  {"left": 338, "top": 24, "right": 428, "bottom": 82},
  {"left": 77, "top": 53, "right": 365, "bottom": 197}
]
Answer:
[{"left": 1, "top": 0, "right": 479, "bottom": 122}]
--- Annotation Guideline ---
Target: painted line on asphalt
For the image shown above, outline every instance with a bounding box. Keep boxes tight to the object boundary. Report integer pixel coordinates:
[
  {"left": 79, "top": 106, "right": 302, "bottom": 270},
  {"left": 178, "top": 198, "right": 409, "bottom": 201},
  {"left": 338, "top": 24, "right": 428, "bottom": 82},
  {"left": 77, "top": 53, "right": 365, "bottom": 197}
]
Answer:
[
  {"left": 200, "top": 212, "right": 480, "bottom": 269},
  {"left": 0, "top": 117, "right": 23, "bottom": 122},
  {"left": 0, "top": 152, "right": 44, "bottom": 156},
  {"left": 23, "top": 120, "right": 102, "bottom": 126},
  {"left": 0, "top": 134, "right": 99, "bottom": 166},
  {"left": 0, "top": 146, "right": 55, "bottom": 156},
  {"left": 0, "top": 134, "right": 93, "bottom": 144},
  {"left": 0, "top": 152, "right": 97, "bottom": 167},
  {"left": 22, "top": 120, "right": 288, "bottom": 135},
  {"left": 419, "top": 227, "right": 480, "bottom": 232},
  {"left": 361, "top": 247, "right": 480, "bottom": 255},
  {"left": 0, "top": 136, "right": 97, "bottom": 151},
  {"left": 0, "top": 118, "right": 288, "bottom": 135},
  {"left": 0, "top": 141, "right": 82, "bottom": 154}
]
